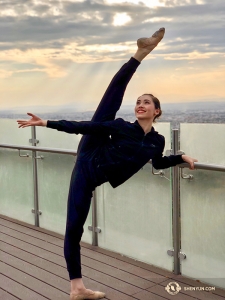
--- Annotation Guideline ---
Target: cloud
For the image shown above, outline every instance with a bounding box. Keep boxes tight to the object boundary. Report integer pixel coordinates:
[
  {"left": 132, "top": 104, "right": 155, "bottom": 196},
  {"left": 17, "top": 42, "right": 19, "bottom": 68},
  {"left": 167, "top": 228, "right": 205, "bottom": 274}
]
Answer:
[
  {"left": 0, "top": 0, "right": 224, "bottom": 78},
  {"left": 164, "top": 51, "right": 222, "bottom": 60}
]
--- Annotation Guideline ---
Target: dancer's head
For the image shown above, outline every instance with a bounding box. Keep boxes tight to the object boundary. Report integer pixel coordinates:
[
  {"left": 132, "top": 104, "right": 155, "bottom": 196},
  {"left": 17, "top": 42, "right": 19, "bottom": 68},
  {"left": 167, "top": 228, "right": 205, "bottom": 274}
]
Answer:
[{"left": 135, "top": 94, "right": 162, "bottom": 123}]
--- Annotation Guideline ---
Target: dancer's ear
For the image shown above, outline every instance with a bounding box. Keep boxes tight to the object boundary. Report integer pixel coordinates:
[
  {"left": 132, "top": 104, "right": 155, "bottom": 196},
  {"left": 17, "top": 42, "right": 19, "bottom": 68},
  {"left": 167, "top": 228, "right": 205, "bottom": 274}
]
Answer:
[{"left": 154, "top": 108, "right": 160, "bottom": 116}]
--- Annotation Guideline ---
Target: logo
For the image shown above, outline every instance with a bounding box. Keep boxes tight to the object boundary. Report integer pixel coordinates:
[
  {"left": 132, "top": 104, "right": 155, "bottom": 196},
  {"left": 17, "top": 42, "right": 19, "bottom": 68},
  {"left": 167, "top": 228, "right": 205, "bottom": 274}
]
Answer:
[{"left": 165, "top": 282, "right": 181, "bottom": 295}]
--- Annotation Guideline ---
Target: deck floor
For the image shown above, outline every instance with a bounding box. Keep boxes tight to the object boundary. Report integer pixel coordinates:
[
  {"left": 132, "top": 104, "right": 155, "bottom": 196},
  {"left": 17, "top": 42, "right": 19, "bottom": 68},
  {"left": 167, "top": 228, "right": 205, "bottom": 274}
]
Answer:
[{"left": 0, "top": 215, "right": 225, "bottom": 300}]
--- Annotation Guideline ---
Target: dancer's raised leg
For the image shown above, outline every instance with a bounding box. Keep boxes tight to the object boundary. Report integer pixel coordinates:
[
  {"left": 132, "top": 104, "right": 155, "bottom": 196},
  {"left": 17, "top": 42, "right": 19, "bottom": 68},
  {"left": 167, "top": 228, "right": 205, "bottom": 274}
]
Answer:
[
  {"left": 69, "top": 27, "right": 165, "bottom": 300},
  {"left": 77, "top": 27, "right": 165, "bottom": 158}
]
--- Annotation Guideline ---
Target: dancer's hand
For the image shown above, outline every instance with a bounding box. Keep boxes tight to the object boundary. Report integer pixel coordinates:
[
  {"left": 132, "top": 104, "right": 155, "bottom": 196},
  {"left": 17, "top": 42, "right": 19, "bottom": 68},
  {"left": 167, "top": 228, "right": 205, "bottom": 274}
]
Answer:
[
  {"left": 181, "top": 155, "right": 198, "bottom": 170},
  {"left": 17, "top": 113, "right": 47, "bottom": 128}
]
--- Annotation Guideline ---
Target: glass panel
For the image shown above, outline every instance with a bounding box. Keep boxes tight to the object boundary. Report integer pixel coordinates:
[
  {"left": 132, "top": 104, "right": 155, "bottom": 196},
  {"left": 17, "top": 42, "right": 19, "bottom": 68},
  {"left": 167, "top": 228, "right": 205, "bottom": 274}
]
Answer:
[
  {"left": 36, "top": 126, "right": 82, "bottom": 150},
  {"left": 0, "top": 119, "right": 34, "bottom": 224},
  {"left": 0, "top": 118, "right": 32, "bottom": 146},
  {"left": 180, "top": 123, "right": 225, "bottom": 165},
  {"left": 0, "top": 149, "right": 34, "bottom": 224},
  {"left": 96, "top": 123, "right": 174, "bottom": 270},
  {"left": 36, "top": 127, "right": 92, "bottom": 243},
  {"left": 180, "top": 123, "right": 225, "bottom": 289}
]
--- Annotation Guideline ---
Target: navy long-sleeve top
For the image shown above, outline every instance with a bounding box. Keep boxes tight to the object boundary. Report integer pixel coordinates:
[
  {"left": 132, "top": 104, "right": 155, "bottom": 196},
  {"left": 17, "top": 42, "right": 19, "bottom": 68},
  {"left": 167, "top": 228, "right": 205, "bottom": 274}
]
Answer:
[{"left": 47, "top": 118, "right": 184, "bottom": 188}]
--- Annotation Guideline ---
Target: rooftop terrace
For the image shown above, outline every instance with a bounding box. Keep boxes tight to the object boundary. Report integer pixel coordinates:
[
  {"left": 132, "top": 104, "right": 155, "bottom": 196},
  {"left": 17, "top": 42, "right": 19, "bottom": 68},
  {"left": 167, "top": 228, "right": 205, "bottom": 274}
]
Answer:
[{"left": 1, "top": 215, "right": 225, "bottom": 300}]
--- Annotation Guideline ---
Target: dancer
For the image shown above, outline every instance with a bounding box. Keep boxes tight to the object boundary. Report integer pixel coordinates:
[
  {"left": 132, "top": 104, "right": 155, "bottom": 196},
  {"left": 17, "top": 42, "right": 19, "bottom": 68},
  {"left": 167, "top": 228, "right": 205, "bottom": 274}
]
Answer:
[{"left": 17, "top": 28, "right": 197, "bottom": 300}]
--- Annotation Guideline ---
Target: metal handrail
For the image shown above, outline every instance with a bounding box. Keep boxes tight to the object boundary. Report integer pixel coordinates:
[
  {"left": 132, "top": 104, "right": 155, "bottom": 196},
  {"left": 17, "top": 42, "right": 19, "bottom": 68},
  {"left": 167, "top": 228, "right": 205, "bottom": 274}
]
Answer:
[
  {"left": 0, "top": 143, "right": 77, "bottom": 156},
  {"left": 1, "top": 143, "right": 225, "bottom": 172},
  {"left": 177, "top": 162, "right": 225, "bottom": 172}
]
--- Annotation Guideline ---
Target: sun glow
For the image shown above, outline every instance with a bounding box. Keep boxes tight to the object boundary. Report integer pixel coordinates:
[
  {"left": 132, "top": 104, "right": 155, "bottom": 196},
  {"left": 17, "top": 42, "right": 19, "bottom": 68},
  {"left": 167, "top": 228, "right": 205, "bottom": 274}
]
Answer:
[{"left": 113, "top": 12, "right": 132, "bottom": 26}]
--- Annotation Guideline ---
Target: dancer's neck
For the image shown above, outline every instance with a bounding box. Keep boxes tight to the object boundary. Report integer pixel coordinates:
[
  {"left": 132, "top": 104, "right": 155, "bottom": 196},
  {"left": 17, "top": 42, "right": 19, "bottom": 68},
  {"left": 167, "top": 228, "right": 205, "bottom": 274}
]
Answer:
[{"left": 137, "top": 119, "right": 153, "bottom": 135}]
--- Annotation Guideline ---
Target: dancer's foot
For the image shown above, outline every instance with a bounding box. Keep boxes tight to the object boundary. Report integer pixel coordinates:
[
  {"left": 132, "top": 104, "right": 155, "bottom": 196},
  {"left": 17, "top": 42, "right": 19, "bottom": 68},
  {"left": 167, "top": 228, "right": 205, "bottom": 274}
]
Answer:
[
  {"left": 137, "top": 27, "right": 165, "bottom": 52},
  {"left": 133, "top": 27, "right": 165, "bottom": 62},
  {"left": 70, "top": 288, "right": 105, "bottom": 300}
]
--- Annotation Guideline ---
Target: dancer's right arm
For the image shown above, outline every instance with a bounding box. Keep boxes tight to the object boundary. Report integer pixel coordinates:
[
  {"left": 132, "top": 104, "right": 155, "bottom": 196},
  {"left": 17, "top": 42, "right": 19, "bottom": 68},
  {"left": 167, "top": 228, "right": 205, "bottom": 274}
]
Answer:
[
  {"left": 17, "top": 113, "right": 121, "bottom": 135},
  {"left": 17, "top": 113, "right": 47, "bottom": 128}
]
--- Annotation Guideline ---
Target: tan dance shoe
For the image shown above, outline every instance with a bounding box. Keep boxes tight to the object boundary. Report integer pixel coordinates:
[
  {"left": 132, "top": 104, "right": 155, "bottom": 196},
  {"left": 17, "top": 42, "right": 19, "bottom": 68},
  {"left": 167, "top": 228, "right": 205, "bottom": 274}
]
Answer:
[
  {"left": 70, "top": 290, "right": 105, "bottom": 300},
  {"left": 137, "top": 27, "right": 165, "bottom": 51}
]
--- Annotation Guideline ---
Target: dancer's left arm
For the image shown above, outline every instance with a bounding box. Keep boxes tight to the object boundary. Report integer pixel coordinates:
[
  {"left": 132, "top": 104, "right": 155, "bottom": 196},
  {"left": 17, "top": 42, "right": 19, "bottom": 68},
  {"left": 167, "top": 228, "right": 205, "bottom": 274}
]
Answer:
[
  {"left": 152, "top": 153, "right": 197, "bottom": 170},
  {"left": 152, "top": 137, "right": 198, "bottom": 170}
]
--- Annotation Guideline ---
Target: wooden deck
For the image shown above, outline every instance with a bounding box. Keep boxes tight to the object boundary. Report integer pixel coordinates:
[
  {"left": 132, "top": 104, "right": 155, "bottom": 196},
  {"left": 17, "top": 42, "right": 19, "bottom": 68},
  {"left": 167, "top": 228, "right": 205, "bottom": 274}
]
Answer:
[{"left": 0, "top": 215, "right": 225, "bottom": 300}]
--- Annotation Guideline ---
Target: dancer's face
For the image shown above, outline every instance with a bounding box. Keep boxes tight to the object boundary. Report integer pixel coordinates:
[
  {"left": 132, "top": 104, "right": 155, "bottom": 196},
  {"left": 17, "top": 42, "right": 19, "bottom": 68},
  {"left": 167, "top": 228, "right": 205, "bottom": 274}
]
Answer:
[{"left": 135, "top": 95, "right": 160, "bottom": 121}]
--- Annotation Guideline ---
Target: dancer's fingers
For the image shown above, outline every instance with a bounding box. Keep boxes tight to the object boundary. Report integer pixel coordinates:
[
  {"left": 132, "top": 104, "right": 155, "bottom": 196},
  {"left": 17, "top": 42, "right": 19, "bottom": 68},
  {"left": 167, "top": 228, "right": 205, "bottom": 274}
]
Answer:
[
  {"left": 27, "top": 112, "right": 38, "bottom": 118},
  {"left": 17, "top": 119, "right": 27, "bottom": 122},
  {"left": 19, "top": 124, "right": 31, "bottom": 128},
  {"left": 18, "top": 121, "right": 31, "bottom": 128},
  {"left": 17, "top": 121, "right": 28, "bottom": 125}
]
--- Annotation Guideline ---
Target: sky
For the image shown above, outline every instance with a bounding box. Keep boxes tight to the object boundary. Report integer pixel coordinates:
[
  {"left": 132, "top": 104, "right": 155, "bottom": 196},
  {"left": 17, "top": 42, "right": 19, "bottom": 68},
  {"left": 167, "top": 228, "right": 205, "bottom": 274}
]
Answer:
[{"left": 0, "top": 0, "right": 224, "bottom": 111}]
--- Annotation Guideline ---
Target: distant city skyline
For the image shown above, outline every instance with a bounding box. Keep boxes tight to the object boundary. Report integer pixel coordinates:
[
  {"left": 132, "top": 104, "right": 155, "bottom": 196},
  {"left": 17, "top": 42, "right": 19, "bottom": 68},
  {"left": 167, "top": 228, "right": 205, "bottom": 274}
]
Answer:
[{"left": 0, "top": 0, "right": 224, "bottom": 110}]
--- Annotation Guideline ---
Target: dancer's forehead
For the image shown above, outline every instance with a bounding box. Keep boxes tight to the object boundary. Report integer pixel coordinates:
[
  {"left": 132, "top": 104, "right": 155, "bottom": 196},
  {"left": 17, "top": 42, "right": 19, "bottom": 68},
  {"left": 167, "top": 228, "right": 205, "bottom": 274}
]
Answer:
[{"left": 136, "top": 95, "right": 152, "bottom": 102}]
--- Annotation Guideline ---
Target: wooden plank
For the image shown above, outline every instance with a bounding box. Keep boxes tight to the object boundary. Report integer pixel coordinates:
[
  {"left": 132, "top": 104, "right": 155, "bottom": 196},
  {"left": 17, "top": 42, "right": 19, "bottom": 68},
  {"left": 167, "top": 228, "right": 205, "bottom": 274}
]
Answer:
[
  {"left": 0, "top": 214, "right": 63, "bottom": 239},
  {"left": 81, "top": 247, "right": 168, "bottom": 284},
  {"left": 0, "top": 251, "right": 69, "bottom": 293},
  {"left": 82, "top": 243, "right": 225, "bottom": 298},
  {"left": 81, "top": 242, "right": 176, "bottom": 279},
  {"left": 81, "top": 255, "right": 155, "bottom": 289},
  {"left": 0, "top": 224, "right": 164, "bottom": 289},
  {"left": 0, "top": 226, "right": 63, "bottom": 255},
  {"left": 0, "top": 241, "right": 137, "bottom": 300},
  {"left": 0, "top": 218, "right": 166, "bottom": 287},
  {"left": 0, "top": 240, "right": 68, "bottom": 278},
  {"left": 0, "top": 216, "right": 175, "bottom": 283},
  {"left": 0, "top": 274, "right": 47, "bottom": 300},
  {"left": 0, "top": 261, "right": 69, "bottom": 300},
  {"left": 0, "top": 230, "right": 148, "bottom": 294},
  {"left": 0, "top": 288, "right": 19, "bottom": 300},
  {"left": 131, "top": 290, "right": 169, "bottom": 300},
  {"left": 0, "top": 234, "right": 141, "bottom": 297},
  {"left": 1, "top": 216, "right": 224, "bottom": 300},
  {"left": 0, "top": 218, "right": 63, "bottom": 247},
  {"left": 0, "top": 232, "right": 65, "bottom": 265},
  {"left": 0, "top": 215, "right": 174, "bottom": 279}
]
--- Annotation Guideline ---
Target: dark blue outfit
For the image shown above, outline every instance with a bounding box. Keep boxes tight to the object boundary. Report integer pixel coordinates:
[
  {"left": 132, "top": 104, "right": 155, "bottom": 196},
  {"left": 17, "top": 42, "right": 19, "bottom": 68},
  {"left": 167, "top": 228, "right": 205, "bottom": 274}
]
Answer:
[{"left": 47, "top": 57, "right": 184, "bottom": 279}]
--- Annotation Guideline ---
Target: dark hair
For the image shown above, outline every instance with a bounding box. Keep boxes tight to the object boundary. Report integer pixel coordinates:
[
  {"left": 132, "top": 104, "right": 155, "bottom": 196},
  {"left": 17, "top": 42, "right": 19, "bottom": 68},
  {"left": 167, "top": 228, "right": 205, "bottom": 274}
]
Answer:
[{"left": 142, "top": 93, "right": 162, "bottom": 123}]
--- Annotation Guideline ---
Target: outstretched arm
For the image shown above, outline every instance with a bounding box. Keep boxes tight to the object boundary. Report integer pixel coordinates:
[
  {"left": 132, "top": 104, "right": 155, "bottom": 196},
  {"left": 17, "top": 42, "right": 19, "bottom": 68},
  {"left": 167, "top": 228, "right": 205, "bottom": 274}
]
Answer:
[
  {"left": 17, "top": 113, "right": 121, "bottom": 135},
  {"left": 17, "top": 113, "right": 47, "bottom": 128}
]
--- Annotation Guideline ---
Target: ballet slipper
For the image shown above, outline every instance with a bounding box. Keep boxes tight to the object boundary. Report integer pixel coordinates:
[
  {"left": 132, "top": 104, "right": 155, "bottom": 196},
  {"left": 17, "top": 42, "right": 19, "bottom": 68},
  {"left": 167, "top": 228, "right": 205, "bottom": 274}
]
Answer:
[
  {"left": 137, "top": 27, "right": 165, "bottom": 52},
  {"left": 70, "top": 290, "right": 105, "bottom": 300}
]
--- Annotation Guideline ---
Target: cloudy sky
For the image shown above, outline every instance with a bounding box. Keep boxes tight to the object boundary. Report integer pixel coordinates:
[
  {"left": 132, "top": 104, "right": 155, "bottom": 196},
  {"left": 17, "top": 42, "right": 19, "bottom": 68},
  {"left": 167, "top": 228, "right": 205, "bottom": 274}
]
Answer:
[{"left": 0, "top": 0, "right": 224, "bottom": 111}]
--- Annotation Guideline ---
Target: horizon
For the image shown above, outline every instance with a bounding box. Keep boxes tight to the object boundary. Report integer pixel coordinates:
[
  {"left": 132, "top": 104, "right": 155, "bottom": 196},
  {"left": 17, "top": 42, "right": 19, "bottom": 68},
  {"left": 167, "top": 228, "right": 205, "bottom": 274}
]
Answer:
[{"left": 1, "top": 100, "right": 225, "bottom": 115}]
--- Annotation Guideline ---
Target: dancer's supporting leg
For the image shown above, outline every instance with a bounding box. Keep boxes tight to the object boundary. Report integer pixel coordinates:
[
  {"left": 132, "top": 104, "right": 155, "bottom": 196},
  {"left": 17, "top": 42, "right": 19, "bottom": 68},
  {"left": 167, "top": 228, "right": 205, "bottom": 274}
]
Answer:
[{"left": 67, "top": 28, "right": 165, "bottom": 299}]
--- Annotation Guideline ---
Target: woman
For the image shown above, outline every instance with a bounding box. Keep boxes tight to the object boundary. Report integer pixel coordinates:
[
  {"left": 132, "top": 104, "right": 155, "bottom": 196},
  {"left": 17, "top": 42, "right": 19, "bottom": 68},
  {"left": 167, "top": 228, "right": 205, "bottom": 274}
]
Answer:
[{"left": 17, "top": 28, "right": 197, "bottom": 300}]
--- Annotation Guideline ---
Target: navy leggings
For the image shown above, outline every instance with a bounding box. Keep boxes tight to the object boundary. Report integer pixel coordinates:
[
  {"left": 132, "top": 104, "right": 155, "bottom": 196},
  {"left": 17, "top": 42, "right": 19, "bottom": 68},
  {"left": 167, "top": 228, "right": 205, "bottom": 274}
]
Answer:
[{"left": 64, "top": 57, "right": 140, "bottom": 280}]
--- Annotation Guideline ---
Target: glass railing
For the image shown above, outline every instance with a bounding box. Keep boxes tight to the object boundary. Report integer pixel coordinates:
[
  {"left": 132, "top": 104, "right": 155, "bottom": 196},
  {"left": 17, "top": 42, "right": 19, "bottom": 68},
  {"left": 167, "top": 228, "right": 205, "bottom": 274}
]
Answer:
[
  {"left": 0, "top": 119, "right": 225, "bottom": 290},
  {"left": 180, "top": 124, "right": 225, "bottom": 289}
]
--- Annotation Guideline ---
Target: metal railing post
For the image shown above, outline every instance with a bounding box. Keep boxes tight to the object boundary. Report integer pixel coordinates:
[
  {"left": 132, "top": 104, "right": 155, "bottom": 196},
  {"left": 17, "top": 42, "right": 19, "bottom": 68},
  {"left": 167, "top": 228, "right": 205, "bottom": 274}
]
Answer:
[
  {"left": 31, "top": 127, "right": 40, "bottom": 227},
  {"left": 92, "top": 190, "right": 98, "bottom": 246},
  {"left": 172, "top": 129, "right": 181, "bottom": 275}
]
